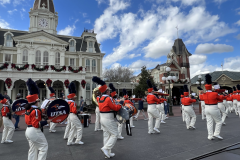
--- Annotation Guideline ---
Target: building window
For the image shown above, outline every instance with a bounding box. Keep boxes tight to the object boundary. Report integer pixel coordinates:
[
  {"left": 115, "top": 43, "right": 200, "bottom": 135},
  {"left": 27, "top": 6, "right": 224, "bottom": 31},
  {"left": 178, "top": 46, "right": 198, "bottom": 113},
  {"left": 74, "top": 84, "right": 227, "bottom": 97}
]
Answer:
[
  {"left": 69, "top": 40, "right": 75, "bottom": 52},
  {"left": 35, "top": 50, "right": 41, "bottom": 66},
  {"left": 22, "top": 50, "right": 28, "bottom": 64},
  {"left": 43, "top": 51, "right": 49, "bottom": 65},
  {"left": 55, "top": 52, "right": 60, "bottom": 67},
  {"left": 92, "top": 59, "right": 96, "bottom": 72},
  {"left": 5, "top": 54, "right": 11, "bottom": 63},
  {"left": 92, "top": 83, "right": 97, "bottom": 90},
  {"left": 70, "top": 58, "right": 75, "bottom": 67},
  {"left": 86, "top": 59, "right": 90, "bottom": 71},
  {"left": 88, "top": 41, "right": 93, "bottom": 52},
  {"left": 86, "top": 83, "right": 90, "bottom": 100},
  {"left": 6, "top": 34, "right": 13, "bottom": 47}
]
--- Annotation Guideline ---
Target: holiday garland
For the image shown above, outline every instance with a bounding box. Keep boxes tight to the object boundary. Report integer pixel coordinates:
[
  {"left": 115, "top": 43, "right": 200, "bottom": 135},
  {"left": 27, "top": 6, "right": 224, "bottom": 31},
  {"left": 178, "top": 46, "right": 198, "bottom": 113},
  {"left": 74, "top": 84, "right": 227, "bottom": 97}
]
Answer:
[
  {"left": 11, "top": 63, "right": 29, "bottom": 71},
  {"left": 81, "top": 80, "right": 86, "bottom": 88},
  {"left": 64, "top": 80, "right": 70, "bottom": 88},
  {"left": 5, "top": 78, "right": 12, "bottom": 89},
  {"left": 175, "top": 79, "right": 188, "bottom": 84},
  {"left": 0, "top": 63, "right": 9, "bottom": 70},
  {"left": 32, "top": 64, "right": 49, "bottom": 71},
  {"left": 68, "top": 66, "right": 83, "bottom": 73},
  {"left": 46, "top": 79, "right": 52, "bottom": 87},
  {"left": 50, "top": 65, "right": 66, "bottom": 72}
]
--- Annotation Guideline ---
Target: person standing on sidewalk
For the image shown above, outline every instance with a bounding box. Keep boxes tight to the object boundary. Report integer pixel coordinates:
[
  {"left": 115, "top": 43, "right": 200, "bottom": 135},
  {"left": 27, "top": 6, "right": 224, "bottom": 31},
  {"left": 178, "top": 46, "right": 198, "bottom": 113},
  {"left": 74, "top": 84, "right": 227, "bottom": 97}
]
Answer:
[
  {"left": 134, "top": 97, "right": 148, "bottom": 120},
  {"left": 79, "top": 96, "right": 84, "bottom": 112},
  {"left": 13, "top": 93, "right": 21, "bottom": 130}
]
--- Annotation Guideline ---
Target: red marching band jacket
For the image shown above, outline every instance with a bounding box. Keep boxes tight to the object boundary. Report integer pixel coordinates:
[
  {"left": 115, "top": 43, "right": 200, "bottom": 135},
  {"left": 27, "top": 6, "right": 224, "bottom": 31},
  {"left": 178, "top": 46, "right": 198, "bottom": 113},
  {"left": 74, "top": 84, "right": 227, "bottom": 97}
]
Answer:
[
  {"left": 217, "top": 95, "right": 227, "bottom": 103},
  {"left": 147, "top": 93, "right": 161, "bottom": 104},
  {"left": 25, "top": 108, "right": 43, "bottom": 128},
  {"left": 202, "top": 92, "right": 222, "bottom": 105},
  {"left": 199, "top": 94, "right": 204, "bottom": 101},
  {"left": 1, "top": 106, "right": 10, "bottom": 117},
  {"left": 181, "top": 97, "right": 196, "bottom": 106},
  {"left": 232, "top": 94, "right": 238, "bottom": 100},
  {"left": 124, "top": 99, "right": 133, "bottom": 106},
  {"left": 226, "top": 95, "right": 233, "bottom": 101},
  {"left": 237, "top": 94, "right": 240, "bottom": 101},
  {"left": 98, "top": 95, "right": 121, "bottom": 112},
  {"left": 68, "top": 100, "right": 77, "bottom": 114}
]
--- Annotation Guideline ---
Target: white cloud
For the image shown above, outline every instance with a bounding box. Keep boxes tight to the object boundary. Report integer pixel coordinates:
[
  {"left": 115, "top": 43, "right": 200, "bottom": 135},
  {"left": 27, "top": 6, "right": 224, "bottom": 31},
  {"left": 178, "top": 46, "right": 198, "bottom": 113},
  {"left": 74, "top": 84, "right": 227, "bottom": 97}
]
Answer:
[
  {"left": 110, "top": 63, "right": 122, "bottom": 69},
  {"left": 236, "top": 20, "right": 240, "bottom": 26},
  {"left": 213, "top": 0, "right": 227, "bottom": 5},
  {"left": 85, "top": 20, "right": 91, "bottom": 23},
  {"left": 0, "top": 0, "right": 10, "bottom": 5},
  {"left": 129, "top": 54, "right": 141, "bottom": 59},
  {"left": 0, "top": 17, "right": 10, "bottom": 29},
  {"left": 22, "top": 8, "right": 25, "bottom": 12},
  {"left": 214, "top": 38, "right": 220, "bottom": 42},
  {"left": 8, "top": 9, "right": 17, "bottom": 15},
  {"left": 129, "top": 60, "right": 160, "bottom": 72},
  {"left": 58, "top": 25, "right": 76, "bottom": 36},
  {"left": 195, "top": 43, "right": 234, "bottom": 54},
  {"left": 13, "top": 0, "right": 26, "bottom": 6},
  {"left": 237, "top": 34, "right": 240, "bottom": 40},
  {"left": 96, "top": 0, "right": 106, "bottom": 4},
  {"left": 96, "top": 0, "right": 236, "bottom": 68},
  {"left": 82, "top": 13, "right": 87, "bottom": 17},
  {"left": 189, "top": 54, "right": 207, "bottom": 65},
  {"left": 147, "top": 0, "right": 204, "bottom": 6}
]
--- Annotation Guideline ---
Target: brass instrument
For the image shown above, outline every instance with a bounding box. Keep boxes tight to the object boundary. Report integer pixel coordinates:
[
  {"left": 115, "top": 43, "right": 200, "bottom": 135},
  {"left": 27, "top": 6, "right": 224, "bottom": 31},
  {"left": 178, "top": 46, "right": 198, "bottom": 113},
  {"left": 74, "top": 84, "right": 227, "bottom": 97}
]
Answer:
[{"left": 92, "top": 86, "right": 100, "bottom": 107}]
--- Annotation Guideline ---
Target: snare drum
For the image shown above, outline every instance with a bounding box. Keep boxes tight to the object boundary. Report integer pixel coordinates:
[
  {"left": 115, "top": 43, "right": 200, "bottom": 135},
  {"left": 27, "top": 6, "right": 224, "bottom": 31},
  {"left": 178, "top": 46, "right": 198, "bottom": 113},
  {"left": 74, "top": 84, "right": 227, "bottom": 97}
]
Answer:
[
  {"left": 12, "top": 99, "right": 28, "bottom": 116},
  {"left": 78, "top": 114, "right": 91, "bottom": 127},
  {"left": 117, "top": 103, "right": 137, "bottom": 121},
  {"left": 124, "top": 103, "right": 137, "bottom": 117}
]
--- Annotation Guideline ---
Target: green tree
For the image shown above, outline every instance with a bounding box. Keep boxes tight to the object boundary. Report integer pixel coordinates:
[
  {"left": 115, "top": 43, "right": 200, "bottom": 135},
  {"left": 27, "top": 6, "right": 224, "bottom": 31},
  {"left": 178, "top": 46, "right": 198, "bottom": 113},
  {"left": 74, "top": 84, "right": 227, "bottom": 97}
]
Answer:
[{"left": 134, "top": 66, "right": 156, "bottom": 98}]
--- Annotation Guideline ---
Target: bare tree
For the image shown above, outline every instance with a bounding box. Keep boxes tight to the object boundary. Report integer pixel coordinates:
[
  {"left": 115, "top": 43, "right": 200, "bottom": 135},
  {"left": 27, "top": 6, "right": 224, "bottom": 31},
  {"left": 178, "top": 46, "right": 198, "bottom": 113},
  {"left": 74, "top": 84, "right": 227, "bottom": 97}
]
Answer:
[{"left": 103, "top": 65, "right": 134, "bottom": 82}]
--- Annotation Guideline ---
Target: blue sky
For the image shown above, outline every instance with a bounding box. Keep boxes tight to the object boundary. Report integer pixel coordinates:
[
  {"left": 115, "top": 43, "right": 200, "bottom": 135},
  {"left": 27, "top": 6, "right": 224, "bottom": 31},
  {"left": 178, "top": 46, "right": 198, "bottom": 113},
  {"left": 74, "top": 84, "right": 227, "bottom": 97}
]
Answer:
[{"left": 0, "top": 0, "right": 240, "bottom": 78}]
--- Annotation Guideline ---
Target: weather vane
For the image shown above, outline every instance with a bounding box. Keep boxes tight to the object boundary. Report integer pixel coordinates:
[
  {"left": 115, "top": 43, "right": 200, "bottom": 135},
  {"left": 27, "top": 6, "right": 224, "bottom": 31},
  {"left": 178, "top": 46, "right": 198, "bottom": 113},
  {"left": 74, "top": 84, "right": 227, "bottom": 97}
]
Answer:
[{"left": 176, "top": 25, "right": 179, "bottom": 39}]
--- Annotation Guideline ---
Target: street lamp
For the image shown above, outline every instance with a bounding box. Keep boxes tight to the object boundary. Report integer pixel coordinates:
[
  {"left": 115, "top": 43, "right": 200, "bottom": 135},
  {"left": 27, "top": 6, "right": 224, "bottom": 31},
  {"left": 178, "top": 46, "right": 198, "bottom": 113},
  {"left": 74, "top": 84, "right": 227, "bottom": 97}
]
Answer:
[
  {"left": 162, "top": 67, "right": 175, "bottom": 116},
  {"left": 196, "top": 75, "right": 205, "bottom": 113}
]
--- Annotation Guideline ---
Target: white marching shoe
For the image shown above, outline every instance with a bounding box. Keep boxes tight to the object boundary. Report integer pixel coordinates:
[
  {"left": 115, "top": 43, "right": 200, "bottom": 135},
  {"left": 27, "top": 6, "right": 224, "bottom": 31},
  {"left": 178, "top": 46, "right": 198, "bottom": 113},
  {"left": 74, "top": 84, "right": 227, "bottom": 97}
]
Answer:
[
  {"left": 130, "top": 125, "right": 135, "bottom": 128},
  {"left": 148, "top": 131, "right": 155, "bottom": 134},
  {"left": 118, "top": 136, "right": 124, "bottom": 140},
  {"left": 161, "top": 120, "right": 166, "bottom": 124},
  {"left": 213, "top": 135, "right": 223, "bottom": 140},
  {"left": 189, "top": 126, "right": 196, "bottom": 129},
  {"left": 5, "top": 140, "right": 13, "bottom": 143},
  {"left": 49, "top": 130, "right": 56, "bottom": 133},
  {"left": 153, "top": 128, "right": 160, "bottom": 133},
  {"left": 67, "top": 142, "right": 75, "bottom": 146},
  {"left": 75, "top": 141, "right": 84, "bottom": 145},
  {"left": 101, "top": 148, "right": 110, "bottom": 158},
  {"left": 208, "top": 136, "right": 215, "bottom": 140}
]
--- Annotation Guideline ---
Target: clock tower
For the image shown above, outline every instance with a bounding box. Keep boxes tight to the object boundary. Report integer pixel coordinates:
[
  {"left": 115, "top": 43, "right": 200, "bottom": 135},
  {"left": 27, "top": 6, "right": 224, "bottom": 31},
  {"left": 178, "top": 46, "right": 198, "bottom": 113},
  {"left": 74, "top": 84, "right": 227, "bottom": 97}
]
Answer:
[{"left": 29, "top": 0, "right": 58, "bottom": 34}]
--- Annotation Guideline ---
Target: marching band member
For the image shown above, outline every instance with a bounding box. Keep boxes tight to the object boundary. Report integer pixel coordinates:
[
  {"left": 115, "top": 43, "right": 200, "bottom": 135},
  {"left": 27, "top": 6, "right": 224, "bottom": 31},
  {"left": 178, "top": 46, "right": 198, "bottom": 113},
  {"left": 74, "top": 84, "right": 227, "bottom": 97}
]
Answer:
[
  {"left": 92, "top": 77, "right": 121, "bottom": 158},
  {"left": 49, "top": 87, "right": 57, "bottom": 132},
  {"left": 232, "top": 86, "right": 238, "bottom": 115},
  {"left": 225, "top": 90, "right": 233, "bottom": 113},
  {"left": 199, "top": 87, "right": 206, "bottom": 120},
  {"left": 25, "top": 78, "right": 51, "bottom": 160},
  {"left": 217, "top": 91, "right": 227, "bottom": 125},
  {"left": 67, "top": 82, "right": 84, "bottom": 145},
  {"left": 236, "top": 84, "right": 240, "bottom": 117},
  {"left": 94, "top": 87, "right": 102, "bottom": 131},
  {"left": 109, "top": 84, "right": 124, "bottom": 140},
  {"left": 123, "top": 89, "right": 135, "bottom": 128},
  {"left": 146, "top": 80, "right": 161, "bottom": 134},
  {"left": 1, "top": 94, "right": 15, "bottom": 144},
  {"left": 154, "top": 87, "right": 166, "bottom": 124},
  {"left": 203, "top": 74, "right": 223, "bottom": 140},
  {"left": 181, "top": 85, "right": 196, "bottom": 129}
]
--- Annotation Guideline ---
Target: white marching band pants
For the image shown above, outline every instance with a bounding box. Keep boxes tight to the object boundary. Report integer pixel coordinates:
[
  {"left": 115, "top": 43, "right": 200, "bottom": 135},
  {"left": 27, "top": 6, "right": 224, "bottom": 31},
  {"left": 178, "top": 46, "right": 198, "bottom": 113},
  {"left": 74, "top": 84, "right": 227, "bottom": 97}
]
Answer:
[
  {"left": 156, "top": 104, "right": 166, "bottom": 121},
  {"left": 25, "top": 127, "right": 48, "bottom": 160},
  {"left": 233, "top": 100, "right": 238, "bottom": 115},
  {"left": 237, "top": 102, "right": 240, "bottom": 118},
  {"left": 205, "top": 105, "right": 222, "bottom": 137},
  {"left": 201, "top": 101, "right": 206, "bottom": 120},
  {"left": 218, "top": 103, "right": 227, "bottom": 123},
  {"left": 95, "top": 107, "right": 102, "bottom": 130},
  {"left": 64, "top": 115, "right": 76, "bottom": 139},
  {"left": 181, "top": 105, "right": 186, "bottom": 122},
  {"left": 49, "top": 122, "right": 57, "bottom": 131},
  {"left": 227, "top": 101, "right": 233, "bottom": 113},
  {"left": 100, "top": 113, "right": 118, "bottom": 151},
  {"left": 2, "top": 117, "right": 15, "bottom": 142},
  {"left": 68, "top": 113, "right": 83, "bottom": 143},
  {"left": 223, "top": 100, "right": 228, "bottom": 114},
  {"left": 130, "top": 117, "right": 134, "bottom": 126},
  {"left": 147, "top": 104, "right": 161, "bottom": 132},
  {"left": 117, "top": 122, "right": 123, "bottom": 137},
  {"left": 183, "top": 105, "right": 196, "bottom": 128}
]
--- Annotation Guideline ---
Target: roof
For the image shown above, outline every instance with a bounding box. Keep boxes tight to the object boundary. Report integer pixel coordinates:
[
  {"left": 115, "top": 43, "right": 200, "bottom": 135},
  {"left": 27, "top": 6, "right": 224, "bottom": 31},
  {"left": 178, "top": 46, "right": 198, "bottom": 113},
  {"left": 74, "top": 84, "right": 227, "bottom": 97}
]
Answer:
[
  {"left": 0, "top": 29, "right": 101, "bottom": 53},
  {"left": 33, "top": 0, "right": 55, "bottom": 13},
  {"left": 191, "top": 71, "right": 240, "bottom": 84},
  {"left": 172, "top": 38, "right": 192, "bottom": 56}
]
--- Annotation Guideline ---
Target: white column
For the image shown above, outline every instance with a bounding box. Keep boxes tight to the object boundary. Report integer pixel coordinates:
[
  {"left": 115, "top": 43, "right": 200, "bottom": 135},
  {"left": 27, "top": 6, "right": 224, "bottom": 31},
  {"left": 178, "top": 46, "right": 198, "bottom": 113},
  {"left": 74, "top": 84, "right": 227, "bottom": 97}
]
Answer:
[
  {"left": 17, "top": 48, "right": 21, "bottom": 64},
  {"left": 79, "top": 55, "right": 82, "bottom": 66},
  {"left": 90, "top": 58, "right": 92, "bottom": 73}
]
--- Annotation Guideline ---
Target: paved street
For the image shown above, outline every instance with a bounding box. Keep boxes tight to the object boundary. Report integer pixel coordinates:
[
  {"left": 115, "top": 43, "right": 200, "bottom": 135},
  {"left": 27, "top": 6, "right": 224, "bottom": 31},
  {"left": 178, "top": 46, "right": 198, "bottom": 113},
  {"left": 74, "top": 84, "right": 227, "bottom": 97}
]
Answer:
[{"left": 1, "top": 105, "right": 240, "bottom": 160}]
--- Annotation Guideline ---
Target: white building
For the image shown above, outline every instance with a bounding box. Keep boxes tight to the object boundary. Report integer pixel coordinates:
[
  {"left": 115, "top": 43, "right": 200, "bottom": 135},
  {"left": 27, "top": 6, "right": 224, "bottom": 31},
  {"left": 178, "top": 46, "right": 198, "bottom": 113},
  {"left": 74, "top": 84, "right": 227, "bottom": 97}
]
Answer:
[{"left": 0, "top": 0, "right": 104, "bottom": 105}]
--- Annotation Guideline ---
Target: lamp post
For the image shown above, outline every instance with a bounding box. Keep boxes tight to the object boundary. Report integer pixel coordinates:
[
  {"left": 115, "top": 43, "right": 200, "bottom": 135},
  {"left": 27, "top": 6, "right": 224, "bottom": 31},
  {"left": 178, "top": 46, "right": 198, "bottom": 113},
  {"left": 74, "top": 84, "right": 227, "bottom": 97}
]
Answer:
[
  {"left": 162, "top": 67, "right": 176, "bottom": 116},
  {"left": 196, "top": 75, "right": 205, "bottom": 114}
]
